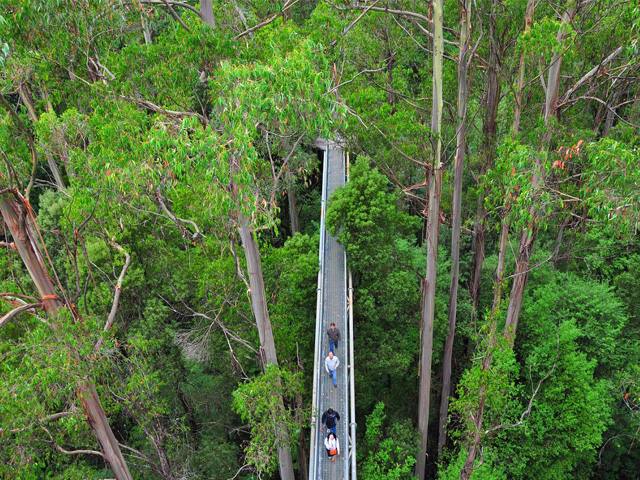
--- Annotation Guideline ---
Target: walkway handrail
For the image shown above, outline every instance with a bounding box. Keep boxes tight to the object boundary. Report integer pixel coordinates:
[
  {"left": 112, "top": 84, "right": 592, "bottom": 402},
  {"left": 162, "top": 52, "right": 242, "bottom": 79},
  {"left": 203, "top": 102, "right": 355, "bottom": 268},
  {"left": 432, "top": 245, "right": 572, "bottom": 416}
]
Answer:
[
  {"left": 347, "top": 151, "right": 357, "bottom": 480},
  {"left": 308, "top": 141, "right": 329, "bottom": 480},
  {"left": 341, "top": 149, "right": 350, "bottom": 480}
]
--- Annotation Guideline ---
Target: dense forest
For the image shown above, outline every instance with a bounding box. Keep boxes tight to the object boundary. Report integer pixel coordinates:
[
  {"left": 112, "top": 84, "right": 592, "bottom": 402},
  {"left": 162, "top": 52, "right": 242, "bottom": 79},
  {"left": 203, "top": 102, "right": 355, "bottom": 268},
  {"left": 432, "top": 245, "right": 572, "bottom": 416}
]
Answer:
[{"left": 1, "top": 0, "right": 639, "bottom": 479}]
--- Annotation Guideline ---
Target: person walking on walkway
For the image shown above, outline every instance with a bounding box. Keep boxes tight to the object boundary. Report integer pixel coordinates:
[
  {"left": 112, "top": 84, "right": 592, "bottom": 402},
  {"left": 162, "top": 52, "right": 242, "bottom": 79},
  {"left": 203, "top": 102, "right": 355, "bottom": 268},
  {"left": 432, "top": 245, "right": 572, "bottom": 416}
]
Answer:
[
  {"left": 325, "top": 351, "right": 340, "bottom": 388},
  {"left": 327, "top": 322, "right": 341, "bottom": 354},
  {"left": 321, "top": 408, "right": 341, "bottom": 435},
  {"left": 324, "top": 432, "right": 340, "bottom": 464}
]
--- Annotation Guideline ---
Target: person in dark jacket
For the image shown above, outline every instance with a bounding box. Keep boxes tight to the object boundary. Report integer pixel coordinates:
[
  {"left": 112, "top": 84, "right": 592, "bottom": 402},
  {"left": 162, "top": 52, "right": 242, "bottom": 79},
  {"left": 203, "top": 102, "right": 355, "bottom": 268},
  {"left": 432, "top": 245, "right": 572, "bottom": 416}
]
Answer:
[
  {"left": 327, "top": 322, "right": 341, "bottom": 353},
  {"left": 321, "top": 408, "right": 341, "bottom": 435}
]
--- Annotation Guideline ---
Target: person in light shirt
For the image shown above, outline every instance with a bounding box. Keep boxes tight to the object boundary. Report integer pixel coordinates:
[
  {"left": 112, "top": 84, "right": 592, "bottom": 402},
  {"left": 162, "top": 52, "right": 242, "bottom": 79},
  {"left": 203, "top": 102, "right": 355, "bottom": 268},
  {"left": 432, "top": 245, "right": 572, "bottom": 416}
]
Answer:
[
  {"left": 324, "top": 351, "right": 340, "bottom": 388},
  {"left": 324, "top": 432, "right": 340, "bottom": 464}
]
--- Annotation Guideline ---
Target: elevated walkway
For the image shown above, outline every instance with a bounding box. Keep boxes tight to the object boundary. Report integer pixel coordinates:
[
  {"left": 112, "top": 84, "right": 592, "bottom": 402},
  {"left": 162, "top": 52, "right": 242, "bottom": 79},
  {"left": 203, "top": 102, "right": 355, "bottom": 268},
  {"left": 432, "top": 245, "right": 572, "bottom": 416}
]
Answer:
[{"left": 309, "top": 141, "right": 356, "bottom": 480}]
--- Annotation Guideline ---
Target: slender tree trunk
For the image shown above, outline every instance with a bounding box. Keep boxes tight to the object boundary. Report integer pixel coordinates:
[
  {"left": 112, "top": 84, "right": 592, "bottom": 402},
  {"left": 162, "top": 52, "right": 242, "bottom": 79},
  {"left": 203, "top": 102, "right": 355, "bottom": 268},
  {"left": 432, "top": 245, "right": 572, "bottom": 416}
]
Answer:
[
  {"left": 469, "top": 2, "right": 501, "bottom": 322},
  {"left": 238, "top": 216, "right": 279, "bottom": 366},
  {"left": 437, "top": 0, "right": 472, "bottom": 458},
  {"left": 140, "top": 12, "right": 153, "bottom": 46},
  {"left": 552, "top": 213, "right": 571, "bottom": 267},
  {"left": 504, "top": 225, "right": 537, "bottom": 341},
  {"left": 0, "top": 189, "right": 133, "bottom": 480},
  {"left": 544, "top": 6, "right": 576, "bottom": 123},
  {"left": 506, "top": 4, "right": 575, "bottom": 342},
  {"left": 416, "top": 0, "right": 443, "bottom": 477},
  {"left": 297, "top": 428, "right": 309, "bottom": 480},
  {"left": 78, "top": 382, "right": 134, "bottom": 480},
  {"left": 491, "top": 219, "right": 509, "bottom": 313},
  {"left": 200, "top": 0, "right": 216, "bottom": 28},
  {"left": 459, "top": 233, "right": 506, "bottom": 480},
  {"left": 513, "top": 0, "right": 535, "bottom": 135},
  {"left": 16, "top": 86, "right": 67, "bottom": 191},
  {"left": 237, "top": 215, "right": 295, "bottom": 480},
  {"left": 460, "top": 393, "right": 486, "bottom": 480},
  {"left": 603, "top": 93, "right": 619, "bottom": 136},
  {"left": 287, "top": 172, "right": 300, "bottom": 235}
]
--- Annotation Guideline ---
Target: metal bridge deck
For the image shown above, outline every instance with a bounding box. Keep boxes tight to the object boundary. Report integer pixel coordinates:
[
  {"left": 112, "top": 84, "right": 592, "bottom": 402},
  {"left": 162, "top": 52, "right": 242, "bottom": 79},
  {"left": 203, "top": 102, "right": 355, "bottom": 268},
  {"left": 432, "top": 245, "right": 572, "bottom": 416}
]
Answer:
[{"left": 310, "top": 141, "right": 351, "bottom": 480}]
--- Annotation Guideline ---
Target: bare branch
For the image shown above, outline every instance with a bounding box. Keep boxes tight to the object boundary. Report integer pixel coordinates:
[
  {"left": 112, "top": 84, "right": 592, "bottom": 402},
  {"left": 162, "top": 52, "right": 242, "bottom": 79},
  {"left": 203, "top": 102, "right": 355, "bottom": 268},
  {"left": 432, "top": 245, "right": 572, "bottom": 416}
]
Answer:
[
  {"left": 234, "top": 0, "right": 302, "bottom": 40},
  {"left": 103, "top": 239, "right": 131, "bottom": 333},
  {"left": 54, "top": 445, "right": 105, "bottom": 458},
  {"left": 558, "top": 46, "right": 625, "bottom": 106},
  {"left": 120, "top": 95, "right": 204, "bottom": 121},
  {"left": 0, "top": 241, "right": 16, "bottom": 251},
  {"left": 332, "top": 0, "right": 382, "bottom": 45},
  {"left": 94, "top": 238, "right": 131, "bottom": 351},
  {"left": 160, "top": 0, "right": 192, "bottom": 33},
  {"left": 0, "top": 411, "right": 73, "bottom": 434},
  {"left": 138, "top": 0, "right": 202, "bottom": 18},
  {"left": 0, "top": 302, "right": 42, "bottom": 329},
  {"left": 154, "top": 183, "right": 203, "bottom": 241},
  {"left": 329, "top": 1, "right": 432, "bottom": 28}
]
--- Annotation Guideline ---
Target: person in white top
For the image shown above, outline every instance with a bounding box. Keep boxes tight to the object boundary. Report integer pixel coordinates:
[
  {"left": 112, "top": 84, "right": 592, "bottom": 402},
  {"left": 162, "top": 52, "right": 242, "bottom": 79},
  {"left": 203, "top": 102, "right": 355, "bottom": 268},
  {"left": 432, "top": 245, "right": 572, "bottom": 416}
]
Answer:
[
  {"left": 324, "top": 432, "right": 340, "bottom": 464},
  {"left": 324, "top": 351, "right": 340, "bottom": 388}
]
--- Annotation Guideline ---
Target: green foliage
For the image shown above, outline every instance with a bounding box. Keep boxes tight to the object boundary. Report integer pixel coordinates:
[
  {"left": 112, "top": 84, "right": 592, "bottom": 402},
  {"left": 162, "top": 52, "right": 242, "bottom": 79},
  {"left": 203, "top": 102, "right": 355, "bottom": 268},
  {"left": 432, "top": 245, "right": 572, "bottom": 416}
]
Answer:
[
  {"left": 580, "top": 139, "right": 640, "bottom": 232},
  {"left": 498, "top": 321, "right": 613, "bottom": 480},
  {"left": 520, "top": 272, "right": 630, "bottom": 376},
  {"left": 360, "top": 402, "right": 419, "bottom": 480},
  {"left": 327, "top": 156, "right": 420, "bottom": 272},
  {"left": 232, "top": 365, "right": 306, "bottom": 476}
]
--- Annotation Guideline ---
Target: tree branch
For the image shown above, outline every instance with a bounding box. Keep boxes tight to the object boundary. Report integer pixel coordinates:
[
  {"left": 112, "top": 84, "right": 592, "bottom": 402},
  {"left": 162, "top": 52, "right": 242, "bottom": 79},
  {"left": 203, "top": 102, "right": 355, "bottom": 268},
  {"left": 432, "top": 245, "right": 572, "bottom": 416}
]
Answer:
[
  {"left": 558, "top": 46, "right": 625, "bottom": 106},
  {"left": 154, "top": 184, "right": 203, "bottom": 241},
  {"left": 0, "top": 93, "right": 37, "bottom": 196},
  {"left": 331, "top": 0, "right": 382, "bottom": 46},
  {"left": 138, "top": 0, "right": 202, "bottom": 18},
  {"left": 0, "top": 241, "right": 16, "bottom": 251},
  {"left": 0, "top": 411, "right": 72, "bottom": 434},
  {"left": 0, "top": 302, "right": 42, "bottom": 329},
  {"left": 160, "top": 0, "right": 192, "bottom": 32},
  {"left": 94, "top": 238, "right": 131, "bottom": 351},
  {"left": 484, "top": 332, "right": 560, "bottom": 435},
  {"left": 120, "top": 95, "right": 204, "bottom": 120},
  {"left": 234, "top": 0, "right": 302, "bottom": 40}
]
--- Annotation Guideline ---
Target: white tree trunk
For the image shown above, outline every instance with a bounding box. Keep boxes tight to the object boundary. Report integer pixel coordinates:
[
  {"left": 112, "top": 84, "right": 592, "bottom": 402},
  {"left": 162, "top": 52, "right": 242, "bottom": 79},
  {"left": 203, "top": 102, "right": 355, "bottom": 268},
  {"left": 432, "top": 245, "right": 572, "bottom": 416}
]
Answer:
[{"left": 416, "top": 0, "right": 444, "bottom": 476}]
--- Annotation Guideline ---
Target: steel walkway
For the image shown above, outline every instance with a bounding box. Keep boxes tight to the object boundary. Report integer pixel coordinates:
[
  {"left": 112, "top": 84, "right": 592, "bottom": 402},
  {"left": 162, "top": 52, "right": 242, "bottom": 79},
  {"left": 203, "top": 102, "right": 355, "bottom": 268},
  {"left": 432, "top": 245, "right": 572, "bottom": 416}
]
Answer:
[{"left": 309, "top": 140, "right": 356, "bottom": 480}]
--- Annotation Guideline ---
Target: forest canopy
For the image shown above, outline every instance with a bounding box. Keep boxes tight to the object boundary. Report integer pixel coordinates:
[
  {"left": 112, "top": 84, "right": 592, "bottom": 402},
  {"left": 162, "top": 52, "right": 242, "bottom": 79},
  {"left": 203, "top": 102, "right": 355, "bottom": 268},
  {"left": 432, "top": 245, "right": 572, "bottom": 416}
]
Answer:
[{"left": 1, "top": 1, "right": 639, "bottom": 479}]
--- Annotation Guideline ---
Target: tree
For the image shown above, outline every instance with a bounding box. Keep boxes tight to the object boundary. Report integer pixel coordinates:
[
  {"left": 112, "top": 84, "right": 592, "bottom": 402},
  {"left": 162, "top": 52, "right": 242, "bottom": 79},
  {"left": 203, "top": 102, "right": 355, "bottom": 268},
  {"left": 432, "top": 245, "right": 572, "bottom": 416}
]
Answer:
[
  {"left": 0, "top": 189, "right": 133, "bottom": 480},
  {"left": 416, "top": 0, "right": 444, "bottom": 477},
  {"left": 438, "top": 0, "right": 473, "bottom": 457}
]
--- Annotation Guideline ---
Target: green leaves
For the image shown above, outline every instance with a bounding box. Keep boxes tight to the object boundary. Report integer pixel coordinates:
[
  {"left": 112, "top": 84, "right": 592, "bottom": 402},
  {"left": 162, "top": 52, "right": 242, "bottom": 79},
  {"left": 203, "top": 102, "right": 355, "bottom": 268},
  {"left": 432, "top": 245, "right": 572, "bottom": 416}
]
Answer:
[{"left": 232, "top": 364, "right": 306, "bottom": 476}]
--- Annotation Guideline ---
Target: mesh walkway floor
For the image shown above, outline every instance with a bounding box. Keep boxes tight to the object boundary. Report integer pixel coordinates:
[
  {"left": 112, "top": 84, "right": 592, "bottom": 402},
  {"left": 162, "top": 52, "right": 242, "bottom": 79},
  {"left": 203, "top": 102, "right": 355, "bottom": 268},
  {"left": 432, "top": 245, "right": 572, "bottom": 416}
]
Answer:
[{"left": 310, "top": 142, "right": 350, "bottom": 480}]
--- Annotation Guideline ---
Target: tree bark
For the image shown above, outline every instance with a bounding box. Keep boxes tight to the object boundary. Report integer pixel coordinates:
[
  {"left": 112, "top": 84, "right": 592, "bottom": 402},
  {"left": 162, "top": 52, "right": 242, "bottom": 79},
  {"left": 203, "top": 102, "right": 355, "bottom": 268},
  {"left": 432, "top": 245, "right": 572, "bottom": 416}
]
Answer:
[
  {"left": 504, "top": 225, "right": 537, "bottom": 342},
  {"left": 416, "top": 0, "right": 443, "bottom": 477},
  {"left": 237, "top": 215, "right": 295, "bottom": 480},
  {"left": 0, "top": 189, "right": 133, "bottom": 480},
  {"left": 238, "top": 216, "right": 279, "bottom": 367},
  {"left": 437, "top": 0, "right": 471, "bottom": 458},
  {"left": 492, "top": 219, "right": 509, "bottom": 313},
  {"left": 469, "top": 2, "right": 501, "bottom": 322},
  {"left": 200, "top": 0, "right": 216, "bottom": 28},
  {"left": 506, "top": 4, "right": 574, "bottom": 341},
  {"left": 512, "top": 0, "right": 535, "bottom": 136},
  {"left": 287, "top": 172, "right": 300, "bottom": 235},
  {"left": 297, "top": 427, "right": 309, "bottom": 480},
  {"left": 16, "top": 86, "right": 67, "bottom": 191},
  {"left": 544, "top": 6, "right": 576, "bottom": 123},
  {"left": 78, "top": 382, "right": 134, "bottom": 480}
]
